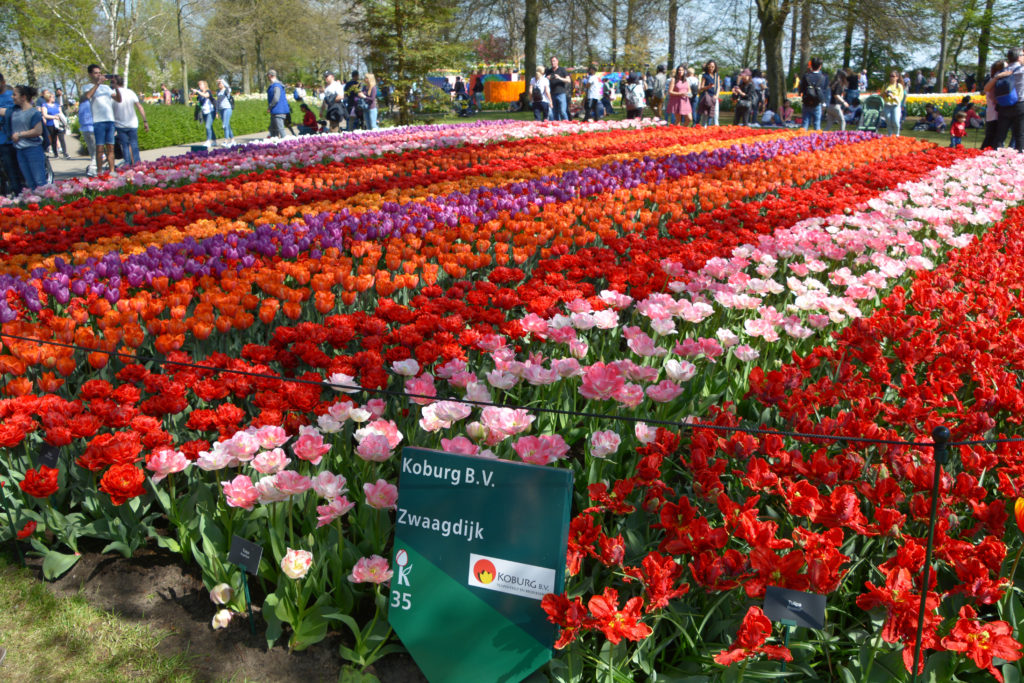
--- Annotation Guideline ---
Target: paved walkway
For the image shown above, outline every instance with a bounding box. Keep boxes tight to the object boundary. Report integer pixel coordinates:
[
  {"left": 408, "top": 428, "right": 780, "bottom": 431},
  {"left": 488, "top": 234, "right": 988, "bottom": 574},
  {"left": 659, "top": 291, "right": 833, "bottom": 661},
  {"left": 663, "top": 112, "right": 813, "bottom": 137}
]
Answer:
[{"left": 47, "top": 131, "right": 274, "bottom": 183}]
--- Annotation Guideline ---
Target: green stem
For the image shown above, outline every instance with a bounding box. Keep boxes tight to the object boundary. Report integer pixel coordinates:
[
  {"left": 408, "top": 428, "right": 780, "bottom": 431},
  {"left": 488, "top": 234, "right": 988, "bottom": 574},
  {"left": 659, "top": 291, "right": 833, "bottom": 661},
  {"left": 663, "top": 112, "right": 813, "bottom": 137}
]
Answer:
[{"left": 1003, "top": 543, "right": 1024, "bottom": 614}]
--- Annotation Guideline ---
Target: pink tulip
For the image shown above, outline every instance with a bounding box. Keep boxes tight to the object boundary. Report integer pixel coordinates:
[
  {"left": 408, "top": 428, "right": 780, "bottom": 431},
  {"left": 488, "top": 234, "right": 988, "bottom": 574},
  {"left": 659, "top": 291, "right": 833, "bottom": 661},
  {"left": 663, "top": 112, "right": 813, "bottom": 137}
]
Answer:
[
  {"left": 348, "top": 555, "right": 393, "bottom": 584},
  {"left": 222, "top": 475, "right": 259, "bottom": 510},
  {"left": 363, "top": 479, "right": 399, "bottom": 510}
]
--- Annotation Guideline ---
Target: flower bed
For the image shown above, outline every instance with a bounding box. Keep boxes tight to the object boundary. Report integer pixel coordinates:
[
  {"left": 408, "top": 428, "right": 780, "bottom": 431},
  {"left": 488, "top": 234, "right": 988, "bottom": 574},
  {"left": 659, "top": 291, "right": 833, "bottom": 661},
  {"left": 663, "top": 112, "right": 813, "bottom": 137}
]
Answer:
[{"left": 1, "top": 121, "right": 1023, "bottom": 680}]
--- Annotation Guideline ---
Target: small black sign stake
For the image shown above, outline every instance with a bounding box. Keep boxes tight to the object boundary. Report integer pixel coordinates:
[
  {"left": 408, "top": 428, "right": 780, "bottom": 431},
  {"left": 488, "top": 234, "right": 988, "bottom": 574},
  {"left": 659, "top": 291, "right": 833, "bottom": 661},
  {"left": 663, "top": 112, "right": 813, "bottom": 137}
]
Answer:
[
  {"left": 38, "top": 445, "right": 61, "bottom": 470},
  {"left": 764, "top": 585, "right": 827, "bottom": 672},
  {"left": 228, "top": 535, "right": 263, "bottom": 635}
]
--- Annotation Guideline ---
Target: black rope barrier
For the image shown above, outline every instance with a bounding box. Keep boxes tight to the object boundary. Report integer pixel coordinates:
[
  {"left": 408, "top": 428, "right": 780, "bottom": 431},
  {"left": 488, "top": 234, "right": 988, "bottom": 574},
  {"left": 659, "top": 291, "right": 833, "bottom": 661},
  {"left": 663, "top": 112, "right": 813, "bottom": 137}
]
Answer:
[{"left": 1, "top": 330, "right": 1022, "bottom": 449}]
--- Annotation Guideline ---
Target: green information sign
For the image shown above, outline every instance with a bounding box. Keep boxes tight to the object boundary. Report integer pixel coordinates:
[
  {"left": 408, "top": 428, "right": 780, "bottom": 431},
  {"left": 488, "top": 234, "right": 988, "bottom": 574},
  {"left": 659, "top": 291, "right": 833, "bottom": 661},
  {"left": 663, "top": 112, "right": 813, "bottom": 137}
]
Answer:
[{"left": 389, "top": 447, "right": 573, "bottom": 683}]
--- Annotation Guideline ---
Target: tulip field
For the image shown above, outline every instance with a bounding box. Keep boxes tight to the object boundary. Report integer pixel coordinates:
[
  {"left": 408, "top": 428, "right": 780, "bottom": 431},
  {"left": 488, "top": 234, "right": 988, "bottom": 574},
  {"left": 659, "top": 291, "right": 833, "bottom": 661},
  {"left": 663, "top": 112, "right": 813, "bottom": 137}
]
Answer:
[{"left": 3, "top": 119, "right": 1024, "bottom": 681}]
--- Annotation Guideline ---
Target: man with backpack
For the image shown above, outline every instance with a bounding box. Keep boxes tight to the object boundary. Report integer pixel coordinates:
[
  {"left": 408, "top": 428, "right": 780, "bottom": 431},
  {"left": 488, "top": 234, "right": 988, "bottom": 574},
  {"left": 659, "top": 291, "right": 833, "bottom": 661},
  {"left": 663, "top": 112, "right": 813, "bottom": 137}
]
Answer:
[
  {"left": 991, "top": 48, "right": 1024, "bottom": 152},
  {"left": 320, "top": 71, "right": 345, "bottom": 132},
  {"left": 798, "top": 58, "right": 828, "bottom": 131}
]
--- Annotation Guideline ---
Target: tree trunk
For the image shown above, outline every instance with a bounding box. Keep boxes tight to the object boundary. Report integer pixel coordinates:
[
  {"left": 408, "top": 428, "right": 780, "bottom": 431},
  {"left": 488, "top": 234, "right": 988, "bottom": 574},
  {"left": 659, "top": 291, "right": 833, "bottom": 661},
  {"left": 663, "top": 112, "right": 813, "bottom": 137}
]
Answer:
[
  {"left": 242, "top": 47, "right": 251, "bottom": 94},
  {"left": 176, "top": 0, "right": 188, "bottom": 102},
  {"left": 860, "top": 20, "right": 869, "bottom": 71},
  {"left": 756, "top": 0, "right": 790, "bottom": 111},
  {"left": 609, "top": 2, "right": 618, "bottom": 65},
  {"left": 787, "top": 2, "right": 797, "bottom": 78},
  {"left": 841, "top": 0, "right": 855, "bottom": 69},
  {"left": 742, "top": 2, "right": 754, "bottom": 67},
  {"left": 19, "top": 34, "right": 37, "bottom": 85},
  {"left": 667, "top": 0, "right": 678, "bottom": 70},
  {"left": 798, "top": 0, "right": 810, "bottom": 73},
  {"left": 521, "top": 0, "right": 538, "bottom": 108},
  {"left": 975, "top": 0, "right": 995, "bottom": 86},
  {"left": 936, "top": 0, "right": 949, "bottom": 92}
]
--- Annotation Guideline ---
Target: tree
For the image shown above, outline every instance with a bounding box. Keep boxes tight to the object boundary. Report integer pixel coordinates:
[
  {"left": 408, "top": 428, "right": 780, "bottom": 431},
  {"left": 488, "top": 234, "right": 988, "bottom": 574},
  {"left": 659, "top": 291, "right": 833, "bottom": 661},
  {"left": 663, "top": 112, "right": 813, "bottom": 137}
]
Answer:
[
  {"left": 348, "top": 0, "right": 464, "bottom": 123},
  {"left": 755, "top": 0, "right": 793, "bottom": 110}
]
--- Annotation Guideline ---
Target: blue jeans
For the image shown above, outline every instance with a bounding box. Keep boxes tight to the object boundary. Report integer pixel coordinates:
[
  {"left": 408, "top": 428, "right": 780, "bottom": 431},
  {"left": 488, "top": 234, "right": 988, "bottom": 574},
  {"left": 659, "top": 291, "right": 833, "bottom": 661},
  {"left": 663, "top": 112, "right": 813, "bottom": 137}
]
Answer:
[
  {"left": 202, "top": 112, "right": 217, "bottom": 144},
  {"left": 882, "top": 104, "right": 901, "bottom": 136},
  {"left": 802, "top": 103, "right": 822, "bottom": 130},
  {"left": 551, "top": 92, "right": 568, "bottom": 121},
  {"left": 16, "top": 145, "right": 47, "bottom": 189},
  {"left": 219, "top": 108, "right": 233, "bottom": 139},
  {"left": 532, "top": 101, "right": 550, "bottom": 121},
  {"left": 364, "top": 107, "right": 378, "bottom": 130},
  {"left": 116, "top": 126, "right": 141, "bottom": 165},
  {"left": 0, "top": 143, "right": 23, "bottom": 195},
  {"left": 585, "top": 98, "right": 602, "bottom": 121}
]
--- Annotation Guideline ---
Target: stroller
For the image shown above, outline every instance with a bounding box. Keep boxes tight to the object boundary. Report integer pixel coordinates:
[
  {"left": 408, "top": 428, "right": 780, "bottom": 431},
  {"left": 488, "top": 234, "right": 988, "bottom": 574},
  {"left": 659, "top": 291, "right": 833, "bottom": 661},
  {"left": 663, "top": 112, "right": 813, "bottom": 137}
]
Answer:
[{"left": 858, "top": 95, "right": 884, "bottom": 132}]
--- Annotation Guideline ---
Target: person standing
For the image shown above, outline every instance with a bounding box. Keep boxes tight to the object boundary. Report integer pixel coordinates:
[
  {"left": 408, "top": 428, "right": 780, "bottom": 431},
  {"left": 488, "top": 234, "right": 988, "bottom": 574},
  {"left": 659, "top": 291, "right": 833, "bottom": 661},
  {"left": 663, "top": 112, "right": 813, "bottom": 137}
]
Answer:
[
  {"left": 649, "top": 65, "right": 667, "bottom": 119},
  {"left": 266, "top": 69, "right": 290, "bottom": 138},
  {"left": 583, "top": 66, "right": 603, "bottom": 122},
  {"left": 731, "top": 70, "right": 754, "bottom": 125},
  {"left": 161, "top": 83, "right": 172, "bottom": 105},
  {"left": 981, "top": 60, "right": 1007, "bottom": 149},
  {"left": 294, "top": 82, "right": 307, "bottom": 102},
  {"left": 529, "top": 66, "right": 552, "bottom": 121},
  {"left": 81, "top": 64, "right": 121, "bottom": 175},
  {"left": 359, "top": 73, "right": 378, "bottom": 130},
  {"left": 320, "top": 72, "right": 345, "bottom": 132},
  {"left": 623, "top": 72, "right": 646, "bottom": 119},
  {"left": 343, "top": 70, "right": 361, "bottom": 131},
  {"left": 77, "top": 95, "right": 97, "bottom": 177},
  {"left": 216, "top": 78, "right": 234, "bottom": 145},
  {"left": 666, "top": 65, "right": 692, "bottom": 125},
  {"left": 192, "top": 80, "right": 217, "bottom": 148},
  {"left": 825, "top": 69, "right": 850, "bottom": 131},
  {"left": 471, "top": 75, "right": 484, "bottom": 112},
  {"left": 696, "top": 60, "right": 720, "bottom": 126},
  {"left": 845, "top": 69, "right": 859, "bottom": 103},
  {"left": 113, "top": 76, "right": 148, "bottom": 165},
  {"left": 7, "top": 85, "right": 47, "bottom": 190},
  {"left": 798, "top": 58, "right": 828, "bottom": 131},
  {"left": 0, "top": 73, "right": 24, "bottom": 195},
  {"left": 990, "top": 48, "right": 1024, "bottom": 152},
  {"left": 41, "top": 90, "right": 69, "bottom": 158},
  {"left": 546, "top": 57, "right": 571, "bottom": 121},
  {"left": 881, "top": 70, "right": 905, "bottom": 136}
]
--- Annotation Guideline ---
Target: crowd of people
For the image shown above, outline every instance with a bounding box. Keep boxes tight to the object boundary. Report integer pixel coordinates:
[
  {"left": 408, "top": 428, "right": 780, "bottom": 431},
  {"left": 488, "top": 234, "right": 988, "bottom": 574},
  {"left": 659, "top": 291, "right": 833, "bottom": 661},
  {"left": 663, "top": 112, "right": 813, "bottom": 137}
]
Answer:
[{"left": 2, "top": 48, "right": 1023, "bottom": 195}]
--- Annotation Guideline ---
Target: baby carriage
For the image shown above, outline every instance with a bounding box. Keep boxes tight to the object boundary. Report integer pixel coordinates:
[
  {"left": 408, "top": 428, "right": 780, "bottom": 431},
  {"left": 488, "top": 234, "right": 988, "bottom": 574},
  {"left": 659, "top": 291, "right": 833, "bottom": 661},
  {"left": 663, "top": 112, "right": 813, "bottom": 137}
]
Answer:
[
  {"left": 453, "top": 97, "right": 472, "bottom": 117},
  {"left": 858, "top": 95, "right": 884, "bottom": 132}
]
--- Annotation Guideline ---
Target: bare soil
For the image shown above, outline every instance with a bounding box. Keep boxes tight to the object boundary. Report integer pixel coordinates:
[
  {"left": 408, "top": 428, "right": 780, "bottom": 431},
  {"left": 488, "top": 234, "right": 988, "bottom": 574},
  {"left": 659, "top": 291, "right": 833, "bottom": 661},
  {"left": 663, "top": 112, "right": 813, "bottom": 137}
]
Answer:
[{"left": 24, "top": 544, "right": 427, "bottom": 683}]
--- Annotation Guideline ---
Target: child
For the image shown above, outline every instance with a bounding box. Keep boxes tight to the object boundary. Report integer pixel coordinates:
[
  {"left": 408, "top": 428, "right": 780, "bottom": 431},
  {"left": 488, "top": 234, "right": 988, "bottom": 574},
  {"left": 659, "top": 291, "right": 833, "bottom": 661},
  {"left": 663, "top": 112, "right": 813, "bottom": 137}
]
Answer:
[
  {"left": 922, "top": 104, "right": 945, "bottom": 132},
  {"left": 299, "top": 103, "right": 317, "bottom": 135},
  {"left": 949, "top": 111, "right": 967, "bottom": 147}
]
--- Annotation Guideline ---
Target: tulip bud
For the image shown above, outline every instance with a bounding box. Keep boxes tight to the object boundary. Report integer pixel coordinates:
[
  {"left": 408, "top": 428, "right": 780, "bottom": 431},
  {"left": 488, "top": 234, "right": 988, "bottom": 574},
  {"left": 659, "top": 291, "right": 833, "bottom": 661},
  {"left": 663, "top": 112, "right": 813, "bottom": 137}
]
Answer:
[
  {"left": 465, "top": 421, "right": 488, "bottom": 444},
  {"left": 211, "top": 609, "right": 232, "bottom": 629},
  {"left": 209, "top": 583, "right": 233, "bottom": 605}
]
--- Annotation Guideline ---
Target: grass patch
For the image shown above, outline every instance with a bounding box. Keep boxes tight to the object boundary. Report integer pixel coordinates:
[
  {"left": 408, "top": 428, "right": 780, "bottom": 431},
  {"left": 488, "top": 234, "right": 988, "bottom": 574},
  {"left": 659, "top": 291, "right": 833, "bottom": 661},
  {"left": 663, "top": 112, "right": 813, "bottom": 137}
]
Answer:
[{"left": 0, "top": 555, "right": 196, "bottom": 683}]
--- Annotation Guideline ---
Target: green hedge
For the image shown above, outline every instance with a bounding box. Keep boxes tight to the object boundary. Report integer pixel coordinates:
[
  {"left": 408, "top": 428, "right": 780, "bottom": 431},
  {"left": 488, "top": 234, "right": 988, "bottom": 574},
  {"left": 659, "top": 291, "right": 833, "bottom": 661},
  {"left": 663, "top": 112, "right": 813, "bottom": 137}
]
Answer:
[{"left": 136, "top": 99, "right": 304, "bottom": 150}]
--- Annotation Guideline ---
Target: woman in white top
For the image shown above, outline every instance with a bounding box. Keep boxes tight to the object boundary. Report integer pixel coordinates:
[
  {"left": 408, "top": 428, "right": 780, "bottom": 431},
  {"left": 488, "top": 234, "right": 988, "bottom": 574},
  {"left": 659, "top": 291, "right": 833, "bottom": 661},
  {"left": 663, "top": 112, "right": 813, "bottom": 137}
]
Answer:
[
  {"left": 529, "top": 66, "right": 552, "bottom": 121},
  {"left": 216, "top": 78, "right": 233, "bottom": 145},
  {"left": 191, "top": 80, "right": 216, "bottom": 148}
]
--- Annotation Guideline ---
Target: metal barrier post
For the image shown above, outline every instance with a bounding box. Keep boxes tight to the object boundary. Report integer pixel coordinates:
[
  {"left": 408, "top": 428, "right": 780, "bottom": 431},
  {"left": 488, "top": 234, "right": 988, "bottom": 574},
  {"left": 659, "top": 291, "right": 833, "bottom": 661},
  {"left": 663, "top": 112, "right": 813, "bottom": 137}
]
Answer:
[{"left": 911, "top": 425, "right": 950, "bottom": 682}]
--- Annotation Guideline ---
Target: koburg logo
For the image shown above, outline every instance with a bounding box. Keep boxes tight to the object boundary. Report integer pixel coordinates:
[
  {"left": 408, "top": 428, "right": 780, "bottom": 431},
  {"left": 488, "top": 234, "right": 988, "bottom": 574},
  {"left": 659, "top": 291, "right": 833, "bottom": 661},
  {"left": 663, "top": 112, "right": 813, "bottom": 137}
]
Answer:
[{"left": 473, "top": 558, "right": 496, "bottom": 584}]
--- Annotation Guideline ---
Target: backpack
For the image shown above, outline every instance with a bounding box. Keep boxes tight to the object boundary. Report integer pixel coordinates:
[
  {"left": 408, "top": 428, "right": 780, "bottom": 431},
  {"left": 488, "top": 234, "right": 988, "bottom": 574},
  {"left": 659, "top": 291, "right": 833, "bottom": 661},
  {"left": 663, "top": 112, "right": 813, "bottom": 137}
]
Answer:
[
  {"left": 625, "top": 82, "right": 645, "bottom": 109},
  {"left": 803, "top": 73, "right": 825, "bottom": 106},
  {"left": 995, "top": 66, "right": 1021, "bottom": 107},
  {"left": 532, "top": 83, "right": 543, "bottom": 102}
]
